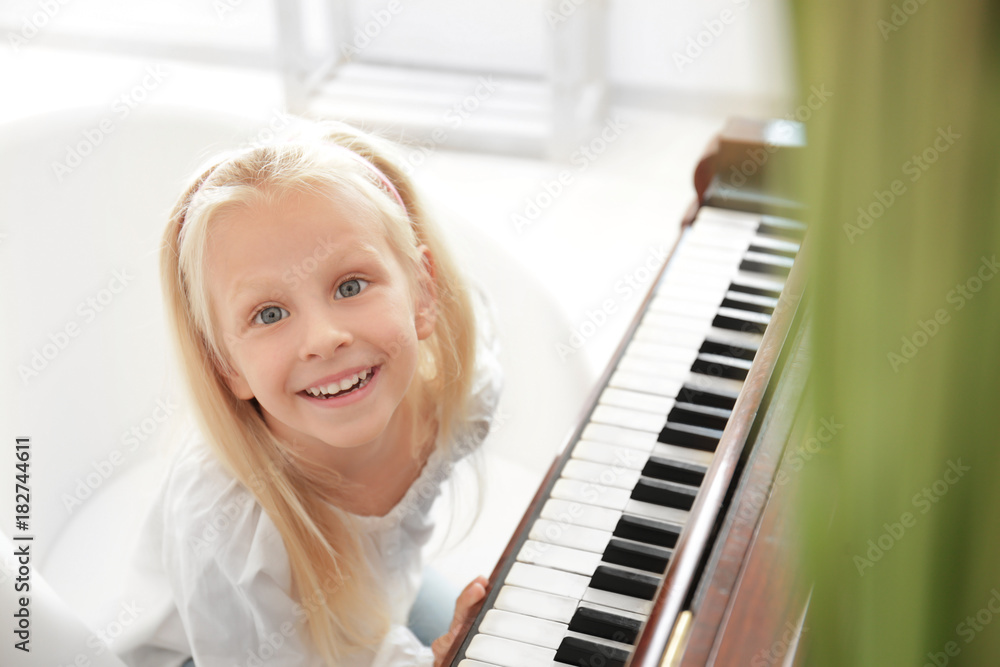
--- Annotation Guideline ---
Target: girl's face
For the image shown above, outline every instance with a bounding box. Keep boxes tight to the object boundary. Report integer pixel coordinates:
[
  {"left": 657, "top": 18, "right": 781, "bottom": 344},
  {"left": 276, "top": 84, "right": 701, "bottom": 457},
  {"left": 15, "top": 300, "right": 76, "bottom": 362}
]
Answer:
[{"left": 204, "top": 188, "right": 436, "bottom": 463}]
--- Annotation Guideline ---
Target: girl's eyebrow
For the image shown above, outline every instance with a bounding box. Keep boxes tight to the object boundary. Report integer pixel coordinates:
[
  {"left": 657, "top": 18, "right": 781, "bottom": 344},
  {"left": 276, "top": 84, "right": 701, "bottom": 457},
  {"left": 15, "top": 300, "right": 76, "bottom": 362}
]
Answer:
[{"left": 227, "top": 243, "right": 383, "bottom": 301}]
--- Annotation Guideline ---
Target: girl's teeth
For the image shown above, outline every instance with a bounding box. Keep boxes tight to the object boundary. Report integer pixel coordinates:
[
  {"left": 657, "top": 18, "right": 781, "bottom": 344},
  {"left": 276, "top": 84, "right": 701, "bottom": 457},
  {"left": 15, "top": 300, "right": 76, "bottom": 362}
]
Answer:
[{"left": 308, "top": 367, "right": 373, "bottom": 397}]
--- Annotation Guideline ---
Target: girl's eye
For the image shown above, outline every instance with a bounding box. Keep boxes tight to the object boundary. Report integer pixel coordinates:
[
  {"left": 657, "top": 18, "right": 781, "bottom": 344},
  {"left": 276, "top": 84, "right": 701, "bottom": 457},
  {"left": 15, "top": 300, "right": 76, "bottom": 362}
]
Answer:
[
  {"left": 336, "top": 278, "right": 369, "bottom": 300},
  {"left": 254, "top": 305, "right": 290, "bottom": 325}
]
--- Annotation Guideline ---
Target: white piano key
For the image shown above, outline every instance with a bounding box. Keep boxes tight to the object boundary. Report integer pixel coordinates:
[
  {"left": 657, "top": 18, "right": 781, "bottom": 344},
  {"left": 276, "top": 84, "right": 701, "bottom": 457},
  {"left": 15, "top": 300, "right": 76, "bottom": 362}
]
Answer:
[
  {"left": 624, "top": 498, "right": 692, "bottom": 524},
  {"left": 668, "top": 256, "right": 746, "bottom": 278},
  {"left": 599, "top": 387, "right": 675, "bottom": 415},
  {"left": 684, "top": 227, "right": 756, "bottom": 249},
  {"left": 617, "top": 356, "right": 693, "bottom": 383},
  {"left": 517, "top": 539, "right": 603, "bottom": 576},
  {"left": 700, "top": 351, "right": 753, "bottom": 371},
  {"left": 748, "top": 233, "right": 800, "bottom": 254},
  {"left": 465, "top": 634, "right": 556, "bottom": 667},
  {"left": 690, "top": 226, "right": 758, "bottom": 245},
  {"left": 724, "top": 289, "right": 779, "bottom": 310},
  {"left": 661, "top": 256, "right": 744, "bottom": 282},
  {"left": 695, "top": 354, "right": 754, "bottom": 378},
  {"left": 551, "top": 478, "right": 632, "bottom": 511},
  {"left": 590, "top": 404, "right": 665, "bottom": 433},
  {"left": 572, "top": 440, "right": 650, "bottom": 470},
  {"left": 582, "top": 587, "right": 655, "bottom": 616},
  {"left": 651, "top": 442, "right": 715, "bottom": 467},
  {"left": 681, "top": 372, "right": 746, "bottom": 398},
  {"left": 632, "top": 326, "right": 707, "bottom": 351},
  {"left": 688, "top": 221, "right": 757, "bottom": 241},
  {"left": 561, "top": 459, "right": 642, "bottom": 491},
  {"left": 458, "top": 661, "right": 501, "bottom": 667},
  {"left": 705, "top": 325, "right": 765, "bottom": 351},
  {"left": 529, "top": 518, "right": 613, "bottom": 554},
  {"left": 624, "top": 340, "right": 701, "bottom": 365},
  {"left": 504, "top": 563, "right": 591, "bottom": 599},
  {"left": 635, "top": 310, "right": 712, "bottom": 335},
  {"left": 734, "top": 270, "right": 787, "bottom": 293},
  {"left": 647, "top": 296, "right": 720, "bottom": 320},
  {"left": 644, "top": 310, "right": 724, "bottom": 333},
  {"left": 641, "top": 310, "right": 715, "bottom": 332},
  {"left": 609, "top": 369, "right": 684, "bottom": 398},
  {"left": 716, "top": 306, "right": 772, "bottom": 326},
  {"left": 540, "top": 498, "right": 622, "bottom": 532},
  {"left": 664, "top": 250, "right": 743, "bottom": 274},
  {"left": 654, "top": 283, "right": 730, "bottom": 304},
  {"left": 672, "top": 235, "right": 749, "bottom": 255},
  {"left": 661, "top": 250, "right": 740, "bottom": 269},
  {"left": 494, "top": 585, "right": 579, "bottom": 624},
  {"left": 743, "top": 250, "right": 794, "bottom": 269},
  {"left": 581, "top": 423, "right": 658, "bottom": 450},
  {"left": 681, "top": 233, "right": 753, "bottom": 254},
  {"left": 478, "top": 609, "right": 567, "bottom": 650},
  {"left": 657, "top": 270, "right": 732, "bottom": 294},
  {"left": 757, "top": 213, "right": 806, "bottom": 231},
  {"left": 697, "top": 206, "right": 764, "bottom": 228}
]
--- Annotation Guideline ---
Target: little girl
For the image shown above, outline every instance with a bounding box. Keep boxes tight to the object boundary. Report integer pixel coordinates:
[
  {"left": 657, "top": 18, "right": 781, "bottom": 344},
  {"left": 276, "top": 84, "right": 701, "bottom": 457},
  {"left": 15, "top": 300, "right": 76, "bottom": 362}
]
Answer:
[{"left": 112, "top": 118, "right": 502, "bottom": 666}]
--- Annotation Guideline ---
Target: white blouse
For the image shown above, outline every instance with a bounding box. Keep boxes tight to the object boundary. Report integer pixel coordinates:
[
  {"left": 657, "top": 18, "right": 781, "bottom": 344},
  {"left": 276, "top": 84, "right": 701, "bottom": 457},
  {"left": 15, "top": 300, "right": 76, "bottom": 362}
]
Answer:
[{"left": 111, "top": 285, "right": 503, "bottom": 667}]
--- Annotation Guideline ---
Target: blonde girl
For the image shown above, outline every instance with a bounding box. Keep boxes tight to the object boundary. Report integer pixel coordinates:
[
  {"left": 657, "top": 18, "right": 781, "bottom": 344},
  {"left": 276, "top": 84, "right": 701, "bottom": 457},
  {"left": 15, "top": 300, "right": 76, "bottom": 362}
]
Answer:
[{"left": 113, "top": 118, "right": 502, "bottom": 666}]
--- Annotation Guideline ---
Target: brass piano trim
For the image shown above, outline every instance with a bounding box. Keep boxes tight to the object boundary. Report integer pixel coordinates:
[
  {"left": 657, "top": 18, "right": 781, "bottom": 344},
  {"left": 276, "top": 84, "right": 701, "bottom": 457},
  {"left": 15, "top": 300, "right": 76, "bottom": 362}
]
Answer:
[{"left": 660, "top": 610, "right": 693, "bottom": 667}]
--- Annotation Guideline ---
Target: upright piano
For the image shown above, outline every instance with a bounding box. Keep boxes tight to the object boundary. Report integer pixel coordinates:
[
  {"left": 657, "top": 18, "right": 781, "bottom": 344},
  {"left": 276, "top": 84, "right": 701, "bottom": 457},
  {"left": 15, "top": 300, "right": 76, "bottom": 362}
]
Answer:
[{"left": 445, "top": 117, "right": 813, "bottom": 667}]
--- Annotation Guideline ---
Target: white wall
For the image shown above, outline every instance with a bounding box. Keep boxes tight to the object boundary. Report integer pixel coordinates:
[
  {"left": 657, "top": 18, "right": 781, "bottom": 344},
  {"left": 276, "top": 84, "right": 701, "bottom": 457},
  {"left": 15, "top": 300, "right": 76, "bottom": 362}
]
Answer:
[{"left": 0, "top": 0, "right": 795, "bottom": 114}]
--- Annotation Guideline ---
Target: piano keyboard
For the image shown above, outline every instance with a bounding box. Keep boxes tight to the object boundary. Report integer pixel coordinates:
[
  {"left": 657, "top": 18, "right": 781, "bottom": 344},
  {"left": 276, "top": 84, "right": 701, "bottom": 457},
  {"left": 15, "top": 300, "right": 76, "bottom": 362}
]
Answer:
[{"left": 453, "top": 206, "right": 806, "bottom": 667}]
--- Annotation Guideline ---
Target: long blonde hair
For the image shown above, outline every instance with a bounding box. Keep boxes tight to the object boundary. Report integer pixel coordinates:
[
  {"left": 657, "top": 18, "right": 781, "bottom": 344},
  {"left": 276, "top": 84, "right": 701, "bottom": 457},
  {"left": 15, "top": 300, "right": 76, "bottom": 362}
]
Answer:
[{"left": 160, "top": 119, "right": 477, "bottom": 662}]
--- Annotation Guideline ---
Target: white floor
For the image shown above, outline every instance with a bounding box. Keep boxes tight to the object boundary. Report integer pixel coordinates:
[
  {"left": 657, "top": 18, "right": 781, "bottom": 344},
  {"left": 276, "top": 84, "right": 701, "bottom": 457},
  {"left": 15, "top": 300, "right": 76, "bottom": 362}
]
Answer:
[{"left": 0, "top": 44, "right": 731, "bottom": 603}]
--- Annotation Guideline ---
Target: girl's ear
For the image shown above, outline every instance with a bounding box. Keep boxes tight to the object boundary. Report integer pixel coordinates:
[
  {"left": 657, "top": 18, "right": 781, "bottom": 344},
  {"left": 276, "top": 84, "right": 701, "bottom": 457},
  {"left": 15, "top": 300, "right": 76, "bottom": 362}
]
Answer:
[{"left": 414, "top": 244, "right": 437, "bottom": 340}]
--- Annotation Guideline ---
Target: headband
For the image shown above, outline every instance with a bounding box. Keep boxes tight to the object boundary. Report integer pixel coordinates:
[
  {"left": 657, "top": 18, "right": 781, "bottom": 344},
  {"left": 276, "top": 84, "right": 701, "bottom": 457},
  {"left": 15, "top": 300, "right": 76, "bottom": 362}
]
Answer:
[
  {"left": 184, "top": 140, "right": 407, "bottom": 234},
  {"left": 320, "top": 142, "right": 407, "bottom": 212}
]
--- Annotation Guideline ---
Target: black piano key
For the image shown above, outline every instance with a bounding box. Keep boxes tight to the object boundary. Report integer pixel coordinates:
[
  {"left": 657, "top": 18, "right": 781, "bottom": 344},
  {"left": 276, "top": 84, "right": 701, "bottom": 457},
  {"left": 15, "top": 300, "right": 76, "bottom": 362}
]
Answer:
[
  {"left": 720, "top": 295, "right": 775, "bottom": 315},
  {"left": 631, "top": 477, "right": 699, "bottom": 510},
  {"left": 740, "top": 256, "right": 791, "bottom": 278},
  {"left": 602, "top": 538, "right": 672, "bottom": 574},
  {"left": 758, "top": 215, "right": 806, "bottom": 241},
  {"left": 568, "top": 605, "right": 643, "bottom": 645},
  {"left": 642, "top": 456, "right": 708, "bottom": 486},
  {"left": 555, "top": 635, "right": 630, "bottom": 667},
  {"left": 667, "top": 402, "right": 731, "bottom": 431},
  {"left": 728, "top": 281, "right": 783, "bottom": 300},
  {"left": 657, "top": 423, "right": 723, "bottom": 452},
  {"left": 691, "top": 354, "right": 749, "bottom": 381},
  {"left": 590, "top": 565, "right": 660, "bottom": 600},
  {"left": 700, "top": 337, "right": 757, "bottom": 361},
  {"left": 713, "top": 312, "right": 768, "bottom": 335},
  {"left": 676, "top": 383, "right": 738, "bottom": 410},
  {"left": 614, "top": 514, "right": 682, "bottom": 548}
]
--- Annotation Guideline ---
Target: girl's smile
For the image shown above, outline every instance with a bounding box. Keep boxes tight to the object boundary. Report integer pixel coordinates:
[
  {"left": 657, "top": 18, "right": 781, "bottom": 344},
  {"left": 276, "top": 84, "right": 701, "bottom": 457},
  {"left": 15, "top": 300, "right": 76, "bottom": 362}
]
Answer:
[
  {"left": 203, "top": 187, "right": 436, "bottom": 474},
  {"left": 300, "top": 364, "right": 380, "bottom": 404}
]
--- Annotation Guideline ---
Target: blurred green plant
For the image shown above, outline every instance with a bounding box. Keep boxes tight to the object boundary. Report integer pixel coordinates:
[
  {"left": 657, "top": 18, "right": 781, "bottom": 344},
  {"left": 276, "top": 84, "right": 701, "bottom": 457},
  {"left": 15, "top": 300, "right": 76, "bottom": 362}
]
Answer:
[{"left": 789, "top": 0, "right": 1000, "bottom": 665}]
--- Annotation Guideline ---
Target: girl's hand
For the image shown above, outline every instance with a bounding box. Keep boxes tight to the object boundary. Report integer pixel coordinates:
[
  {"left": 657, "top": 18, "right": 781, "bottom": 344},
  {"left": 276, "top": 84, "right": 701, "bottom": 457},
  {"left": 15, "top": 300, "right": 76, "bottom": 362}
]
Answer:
[{"left": 431, "top": 575, "right": 488, "bottom": 666}]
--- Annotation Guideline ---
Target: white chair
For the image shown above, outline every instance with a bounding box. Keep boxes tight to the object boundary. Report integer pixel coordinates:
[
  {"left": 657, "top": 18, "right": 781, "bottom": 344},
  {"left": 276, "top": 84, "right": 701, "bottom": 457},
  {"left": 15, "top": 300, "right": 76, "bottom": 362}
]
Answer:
[{"left": 0, "top": 106, "right": 590, "bottom": 663}]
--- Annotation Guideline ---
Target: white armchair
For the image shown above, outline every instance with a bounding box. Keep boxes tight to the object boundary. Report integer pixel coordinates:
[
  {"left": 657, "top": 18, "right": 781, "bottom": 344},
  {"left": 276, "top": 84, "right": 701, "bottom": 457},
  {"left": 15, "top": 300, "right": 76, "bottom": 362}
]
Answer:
[{"left": 0, "top": 106, "right": 590, "bottom": 664}]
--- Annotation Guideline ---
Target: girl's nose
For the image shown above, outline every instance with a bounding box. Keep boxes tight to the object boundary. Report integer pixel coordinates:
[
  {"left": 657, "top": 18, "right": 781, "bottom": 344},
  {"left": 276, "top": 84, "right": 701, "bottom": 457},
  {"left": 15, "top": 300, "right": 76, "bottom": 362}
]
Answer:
[{"left": 298, "top": 308, "right": 352, "bottom": 360}]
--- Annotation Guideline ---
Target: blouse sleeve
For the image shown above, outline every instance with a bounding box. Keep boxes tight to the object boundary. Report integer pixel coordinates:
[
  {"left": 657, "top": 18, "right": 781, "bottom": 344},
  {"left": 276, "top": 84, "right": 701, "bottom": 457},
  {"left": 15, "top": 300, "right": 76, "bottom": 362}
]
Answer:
[{"left": 161, "top": 445, "right": 434, "bottom": 667}]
